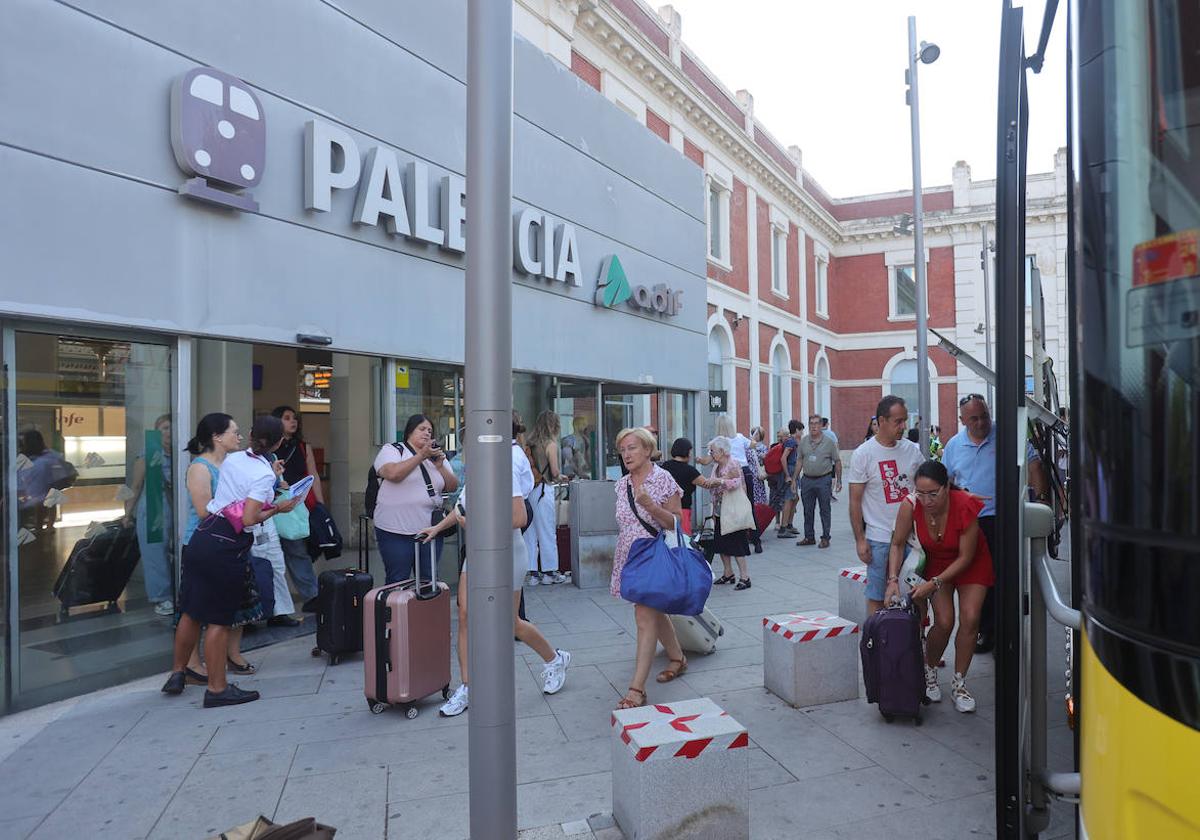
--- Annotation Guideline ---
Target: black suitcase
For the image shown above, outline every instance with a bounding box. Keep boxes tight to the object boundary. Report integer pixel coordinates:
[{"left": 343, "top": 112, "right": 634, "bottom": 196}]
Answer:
[
  {"left": 54, "top": 519, "right": 141, "bottom": 615},
  {"left": 310, "top": 515, "right": 373, "bottom": 665}
]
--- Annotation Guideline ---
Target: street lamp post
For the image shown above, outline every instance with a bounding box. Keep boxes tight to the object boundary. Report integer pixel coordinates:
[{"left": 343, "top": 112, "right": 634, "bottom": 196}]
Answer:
[
  {"left": 466, "top": 1, "right": 517, "bottom": 836},
  {"left": 906, "top": 16, "right": 939, "bottom": 456}
]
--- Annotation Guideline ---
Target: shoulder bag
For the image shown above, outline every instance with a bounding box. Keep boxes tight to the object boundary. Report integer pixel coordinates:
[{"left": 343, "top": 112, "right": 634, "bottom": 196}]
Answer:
[
  {"left": 403, "top": 443, "right": 457, "bottom": 537},
  {"left": 716, "top": 470, "right": 755, "bottom": 533},
  {"left": 618, "top": 483, "right": 712, "bottom": 616}
]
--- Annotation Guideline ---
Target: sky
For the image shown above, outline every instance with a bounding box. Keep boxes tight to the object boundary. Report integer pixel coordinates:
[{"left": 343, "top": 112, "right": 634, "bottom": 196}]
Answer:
[{"left": 662, "top": 0, "right": 1067, "bottom": 197}]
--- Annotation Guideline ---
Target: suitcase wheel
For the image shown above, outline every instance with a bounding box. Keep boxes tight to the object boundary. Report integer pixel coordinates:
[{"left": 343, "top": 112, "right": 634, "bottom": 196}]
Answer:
[
  {"left": 311, "top": 647, "right": 322, "bottom": 658},
  {"left": 369, "top": 701, "right": 388, "bottom": 715},
  {"left": 882, "top": 713, "right": 894, "bottom": 723},
  {"left": 328, "top": 654, "right": 340, "bottom": 666},
  {"left": 405, "top": 706, "right": 419, "bottom": 720}
]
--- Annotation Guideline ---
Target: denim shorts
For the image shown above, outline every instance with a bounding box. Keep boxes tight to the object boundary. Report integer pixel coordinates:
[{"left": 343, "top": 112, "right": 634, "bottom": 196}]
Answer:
[{"left": 865, "top": 539, "right": 903, "bottom": 602}]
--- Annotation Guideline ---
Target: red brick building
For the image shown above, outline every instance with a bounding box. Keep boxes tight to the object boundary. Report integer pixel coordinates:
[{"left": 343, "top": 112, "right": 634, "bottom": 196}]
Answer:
[{"left": 516, "top": 0, "right": 1070, "bottom": 446}]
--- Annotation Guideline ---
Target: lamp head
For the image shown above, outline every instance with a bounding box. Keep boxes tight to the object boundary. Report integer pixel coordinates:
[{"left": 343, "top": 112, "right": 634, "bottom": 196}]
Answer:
[{"left": 919, "top": 41, "right": 941, "bottom": 64}]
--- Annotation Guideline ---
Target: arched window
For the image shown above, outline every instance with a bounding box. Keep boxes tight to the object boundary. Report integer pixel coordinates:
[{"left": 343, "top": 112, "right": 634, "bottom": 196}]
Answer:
[
  {"left": 815, "top": 356, "right": 831, "bottom": 418},
  {"left": 889, "top": 360, "right": 920, "bottom": 424},
  {"left": 708, "top": 329, "right": 728, "bottom": 392},
  {"left": 770, "top": 345, "right": 789, "bottom": 435}
]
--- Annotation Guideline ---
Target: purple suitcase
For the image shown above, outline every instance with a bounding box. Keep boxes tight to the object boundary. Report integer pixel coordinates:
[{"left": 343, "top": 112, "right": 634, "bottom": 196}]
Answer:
[{"left": 860, "top": 600, "right": 927, "bottom": 724}]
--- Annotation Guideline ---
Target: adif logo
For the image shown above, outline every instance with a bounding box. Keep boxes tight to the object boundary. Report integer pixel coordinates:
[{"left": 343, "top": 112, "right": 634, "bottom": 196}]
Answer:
[
  {"left": 171, "top": 67, "right": 265, "bottom": 212},
  {"left": 595, "top": 255, "right": 683, "bottom": 316}
]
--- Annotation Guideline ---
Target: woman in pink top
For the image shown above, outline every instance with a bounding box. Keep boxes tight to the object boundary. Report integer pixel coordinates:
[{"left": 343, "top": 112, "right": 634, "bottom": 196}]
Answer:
[
  {"left": 611, "top": 427, "right": 685, "bottom": 710},
  {"left": 372, "top": 414, "right": 459, "bottom": 584}
]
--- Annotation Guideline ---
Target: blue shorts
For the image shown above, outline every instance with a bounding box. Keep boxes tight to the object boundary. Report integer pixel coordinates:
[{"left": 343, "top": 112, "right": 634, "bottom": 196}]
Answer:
[{"left": 865, "top": 540, "right": 907, "bottom": 601}]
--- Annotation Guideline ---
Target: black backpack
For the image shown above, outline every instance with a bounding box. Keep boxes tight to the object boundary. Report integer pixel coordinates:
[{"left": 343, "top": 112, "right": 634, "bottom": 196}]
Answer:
[{"left": 364, "top": 442, "right": 404, "bottom": 518}]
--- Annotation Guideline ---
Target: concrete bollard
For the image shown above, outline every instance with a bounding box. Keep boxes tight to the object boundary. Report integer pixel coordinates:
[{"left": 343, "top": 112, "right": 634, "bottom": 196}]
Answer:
[
  {"left": 837, "top": 566, "right": 868, "bottom": 627},
  {"left": 763, "top": 610, "right": 860, "bottom": 708},
  {"left": 611, "top": 697, "right": 749, "bottom": 839}
]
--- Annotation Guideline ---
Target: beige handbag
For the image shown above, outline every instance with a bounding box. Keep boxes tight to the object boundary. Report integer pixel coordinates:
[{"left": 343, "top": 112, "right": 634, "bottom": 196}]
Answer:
[
  {"left": 555, "top": 482, "right": 570, "bottom": 527},
  {"left": 717, "top": 483, "right": 755, "bottom": 533}
]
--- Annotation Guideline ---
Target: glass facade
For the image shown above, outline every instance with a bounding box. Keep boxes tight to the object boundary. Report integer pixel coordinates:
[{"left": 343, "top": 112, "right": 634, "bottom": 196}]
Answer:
[{"left": 8, "top": 331, "right": 175, "bottom": 710}]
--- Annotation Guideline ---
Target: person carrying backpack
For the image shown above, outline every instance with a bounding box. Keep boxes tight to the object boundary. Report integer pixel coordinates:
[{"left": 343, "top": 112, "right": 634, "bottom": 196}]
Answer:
[{"left": 367, "top": 414, "right": 458, "bottom": 585}]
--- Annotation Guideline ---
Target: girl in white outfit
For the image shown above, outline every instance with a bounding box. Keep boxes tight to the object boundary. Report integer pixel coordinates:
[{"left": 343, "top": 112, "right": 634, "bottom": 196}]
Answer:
[{"left": 523, "top": 410, "right": 566, "bottom": 585}]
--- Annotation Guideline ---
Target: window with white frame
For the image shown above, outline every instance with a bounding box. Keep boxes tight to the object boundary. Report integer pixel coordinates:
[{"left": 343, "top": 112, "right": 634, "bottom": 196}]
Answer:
[
  {"left": 891, "top": 264, "right": 918, "bottom": 318},
  {"left": 889, "top": 359, "right": 920, "bottom": 418},
  {"left": 770, "top": 345, "right": 789, "bottom": 434},
  {"left": 706, "top": 179, "right": 731, "bottom": 264},
  {"left": 771, "top": 226, "right": 788, "bottom": 295},
  {"left": 815, "top": 256, "right": 829, "bottom": 316},
  {"left": 815, "top": 356, "right": 831, "bottom": 417}
]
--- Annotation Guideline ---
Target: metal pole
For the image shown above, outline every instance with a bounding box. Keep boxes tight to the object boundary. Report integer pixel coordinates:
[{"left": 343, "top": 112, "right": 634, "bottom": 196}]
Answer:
[
  {"left": 981, "top": 223, "right": 995, "bottom": 407},
  {"left": 908, "top": 16, "right": 932, "bottom": 457},
  {"left": 466, "top": 2, "right": 517, "bottom": 837}
]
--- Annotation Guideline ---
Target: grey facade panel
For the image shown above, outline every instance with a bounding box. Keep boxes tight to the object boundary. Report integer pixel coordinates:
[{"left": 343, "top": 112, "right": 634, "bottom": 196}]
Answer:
[{"left": 1, "top": 0, "right": 705, "bottom": 390}]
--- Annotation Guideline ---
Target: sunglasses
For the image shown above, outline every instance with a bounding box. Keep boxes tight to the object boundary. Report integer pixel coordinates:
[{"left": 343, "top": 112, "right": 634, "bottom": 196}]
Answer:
[{"left": 959, "top": 393, "right": 986, "bottom": 407}]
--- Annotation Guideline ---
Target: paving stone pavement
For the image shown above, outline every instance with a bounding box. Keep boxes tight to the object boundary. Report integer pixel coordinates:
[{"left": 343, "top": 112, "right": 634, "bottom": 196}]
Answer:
[{"left": 0, "top": 508, "right": 1077, "bottom": 839}]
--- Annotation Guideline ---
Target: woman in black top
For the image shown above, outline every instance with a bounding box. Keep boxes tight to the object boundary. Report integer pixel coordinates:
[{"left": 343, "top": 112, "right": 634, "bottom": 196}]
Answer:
[
  {"left": 270, "top": 405, "right": 323, "bottom": 611},
  {"left": 660, "top": 438, "right": 703, "bottom": 534}
]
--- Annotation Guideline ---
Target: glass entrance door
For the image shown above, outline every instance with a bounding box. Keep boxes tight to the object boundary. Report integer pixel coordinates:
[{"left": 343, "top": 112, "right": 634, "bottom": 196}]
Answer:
[{"left": 8, "top": 330, "right": 175, "bottom": 708}]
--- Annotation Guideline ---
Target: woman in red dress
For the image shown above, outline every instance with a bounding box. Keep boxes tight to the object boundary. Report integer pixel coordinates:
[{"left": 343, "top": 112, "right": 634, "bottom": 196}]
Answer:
[{"left": 885, "top": 460, "right": 993, "bottom": 713}]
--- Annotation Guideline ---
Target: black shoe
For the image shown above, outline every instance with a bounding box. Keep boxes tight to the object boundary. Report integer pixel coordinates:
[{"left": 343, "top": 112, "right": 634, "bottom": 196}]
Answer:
[
  {"left": 161, "top": 671, "right": 186, "bottom": 695},
  {"left": 267, "top": 615, "right": 301, "bottom": 628},
  {"left": 184, "top": 667, "right": 209, "bottom": 685},
  {"left": 734, "top": 578, "right": 752, "bottom": 591},
  {"left": 301, "top": 598, "right": 320, "bottom": 613},
  {"left": 203, "top": 683, "right": 261, "bottom": 708},
  {"left": 753, "top": 544, "right": 763, "bottom": 554},
  {"left": 975, "top": 632, "right": 995, "bottom": 654},
  {"left": 227, "top": 658, "right": 257, "bottom": 676}
]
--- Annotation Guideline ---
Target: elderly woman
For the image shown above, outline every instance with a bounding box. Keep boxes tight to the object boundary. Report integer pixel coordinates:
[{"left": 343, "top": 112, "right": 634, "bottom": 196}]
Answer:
[
  {"left": 611, "top": 427, "right": 687, "bottom": 710},
  {"left": 701, "top": 436, "right": 753, "bottom": 590}
]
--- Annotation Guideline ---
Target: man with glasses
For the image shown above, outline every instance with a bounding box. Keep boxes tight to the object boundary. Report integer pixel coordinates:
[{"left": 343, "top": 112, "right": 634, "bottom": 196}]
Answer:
[
  {"left": 942, "top": 393, "right": 1048, "bottom": 652},
  {"left": 848, "top": 396, "right": 925, "bottom": 616}
]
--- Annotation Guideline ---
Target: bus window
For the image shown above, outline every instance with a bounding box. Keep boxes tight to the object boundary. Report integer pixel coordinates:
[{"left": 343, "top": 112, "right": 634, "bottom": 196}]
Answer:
[{"left": 189, "top": 73, "right": 223, "bottom": 107}]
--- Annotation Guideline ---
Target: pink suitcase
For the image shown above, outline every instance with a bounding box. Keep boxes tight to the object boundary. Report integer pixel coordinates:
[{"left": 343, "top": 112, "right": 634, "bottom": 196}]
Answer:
[{"left": 363, "top": 539, "right": 452, "bottom": 718}]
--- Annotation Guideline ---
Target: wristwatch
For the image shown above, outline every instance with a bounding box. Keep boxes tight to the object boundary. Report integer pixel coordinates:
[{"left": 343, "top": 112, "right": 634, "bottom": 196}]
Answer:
[
  {"left": 932, "top": 576, "right": 943, "bottom": 591},
  {"left": 887, "top": 575, "right": 899, "bottom": 583}
]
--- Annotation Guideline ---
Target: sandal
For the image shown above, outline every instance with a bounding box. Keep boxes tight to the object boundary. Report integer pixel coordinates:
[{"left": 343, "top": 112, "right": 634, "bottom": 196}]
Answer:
[
  {"left": 714, "top": 575, "right": 736, "bottom": 585},
  {"left": 734, "top": 578, "right": 752, "bottom": 591},
  {"left": 616, "top": 687, "right": 647, "bottom": 710},
  {"left": 656, "top": 657, "right": 688, "bottom": 683},
  {"left": 227, "top": 658, "right": 257, "bottom": 675}
]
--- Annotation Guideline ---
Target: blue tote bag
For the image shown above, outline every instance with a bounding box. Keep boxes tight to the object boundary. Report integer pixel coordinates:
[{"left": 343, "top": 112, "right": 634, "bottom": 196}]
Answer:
[{"left": 619, "top": 484, "right": 712, "bottom": 616}]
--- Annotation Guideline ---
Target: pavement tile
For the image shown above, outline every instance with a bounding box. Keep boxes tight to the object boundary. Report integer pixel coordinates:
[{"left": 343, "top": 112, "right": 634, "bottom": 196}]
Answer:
[
  {"left": 678, "top": 664, "right": 766, "bottom": 695},
  {"left": 746, "top": 745, "right": 798, "bottom": 790},
  {"left": 517, "top": 771, "right": 611, "bottom": 831},
  {"left": 387, "top": 790, "right": 470, "bottom": 839},
  {"left": 275, "top": 767, "right": 388, "bottom": 840},
  {"left": 749, "top": 766, "right": 930, "bottom": 835},
  {"left": 540, "top": 665, "right": 622, "bottom": 742},
  {"left": 0, "top": 817, "right": 42, "bottom": 840}
]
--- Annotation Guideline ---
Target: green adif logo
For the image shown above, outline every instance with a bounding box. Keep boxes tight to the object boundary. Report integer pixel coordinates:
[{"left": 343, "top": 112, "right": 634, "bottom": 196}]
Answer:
[
  {"left": 595, "top": 255, "right": 632, "bottom": 307},
  {"left": 594, "top": 254, "right": 683, "bottom": 316}
]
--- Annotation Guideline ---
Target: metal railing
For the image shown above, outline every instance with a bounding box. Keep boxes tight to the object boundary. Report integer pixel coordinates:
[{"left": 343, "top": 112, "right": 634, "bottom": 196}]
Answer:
[{"left": 1025, "top": 500, "right": 1081, "bottom": 828}]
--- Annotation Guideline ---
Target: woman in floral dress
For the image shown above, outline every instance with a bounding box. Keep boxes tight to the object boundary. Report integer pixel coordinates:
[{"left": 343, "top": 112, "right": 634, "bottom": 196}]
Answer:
[{"left": 611, "top": 427, "right": 686, "bottom": 710}]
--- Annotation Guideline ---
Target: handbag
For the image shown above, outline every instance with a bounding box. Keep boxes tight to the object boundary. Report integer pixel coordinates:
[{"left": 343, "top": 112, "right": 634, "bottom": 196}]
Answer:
[
  {"left": 618, "top": 484, "right": 712, "bottom": 616},
  {"left": 716, "top": 479, "right": 755, "bottom": 533},
  {"left": 273, "top": 494, "right": 311, "bottom": 541},
  {"left": 555, "top": 482, "right": 570, "bottom": 528}
]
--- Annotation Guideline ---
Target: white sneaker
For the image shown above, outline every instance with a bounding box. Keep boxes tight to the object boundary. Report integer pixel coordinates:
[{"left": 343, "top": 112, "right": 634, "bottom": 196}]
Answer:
[
  {"left": 525, "top": 572, "right": 541, "bottom": 587},
  {"left": 952, "top": 673, "right": 976, "bottom": 713},
  {"left": 542, "top": 649, "right": 571, "bottom": 695},
  {"left": 924, "top": 664, "right": 942, "bottom": 702},
  {"left": 439, "top": 683, "right": 469, "bottom": 717},
  {"left": 154, "top": 600, "right": 174, "bottom": 617},
  {"left": 541, "top": 572, "right": 567, "bottom": 585}
]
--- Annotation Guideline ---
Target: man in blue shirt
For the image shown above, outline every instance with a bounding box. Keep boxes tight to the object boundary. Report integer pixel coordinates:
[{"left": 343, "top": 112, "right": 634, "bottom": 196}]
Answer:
[{"left": 943, "top": 394, "right": 1048, "bottom": 652}]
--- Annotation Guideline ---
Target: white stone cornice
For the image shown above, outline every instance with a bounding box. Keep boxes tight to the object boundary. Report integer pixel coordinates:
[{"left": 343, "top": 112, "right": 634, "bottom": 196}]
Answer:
[{"left": 578, "top": 4, "right": 842, "bottom": 243}]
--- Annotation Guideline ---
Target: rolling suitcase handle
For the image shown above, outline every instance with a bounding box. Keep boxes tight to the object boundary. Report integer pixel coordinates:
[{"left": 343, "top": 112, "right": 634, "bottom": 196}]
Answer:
[
  {"left": 358, "top": 514, "right": 371, "bottom": 573},
  {"left": 412, "top": 535, "right": 440, "bottom": 600}
]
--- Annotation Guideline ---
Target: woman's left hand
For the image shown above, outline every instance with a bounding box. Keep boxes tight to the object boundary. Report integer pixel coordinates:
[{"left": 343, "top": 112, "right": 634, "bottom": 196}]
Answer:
[
  {"left": 911, "top": 581, "right": 936, "bottom": 602},
  {"left": 272, "top": 460, "right": 285, "bottom": 477}
]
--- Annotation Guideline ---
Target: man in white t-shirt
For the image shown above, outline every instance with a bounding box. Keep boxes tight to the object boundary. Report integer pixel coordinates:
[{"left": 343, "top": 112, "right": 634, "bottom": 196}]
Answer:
[
  {"left": 423, "top": 414, "right": 571, "bottom": 717},
  {"left": 848, "top": 395, "right": 925, "bottom": 615}
]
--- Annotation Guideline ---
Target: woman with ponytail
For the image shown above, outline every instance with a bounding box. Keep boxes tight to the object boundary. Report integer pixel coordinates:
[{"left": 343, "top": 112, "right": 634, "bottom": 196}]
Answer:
[{"left": 162, "top": 415, "right": 299, "bottom": 707}]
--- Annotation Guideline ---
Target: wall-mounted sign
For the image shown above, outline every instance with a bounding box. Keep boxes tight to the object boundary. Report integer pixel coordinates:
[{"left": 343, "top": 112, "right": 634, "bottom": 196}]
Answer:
[
  {"left": 595, "top": 255, "right": 683, "bottom": 316},
  {"left": 708, "top": 391, "right": 727, "bottom": 412},
  {"left": 171, "top": 67, "right": 265, "bottom": 212}
]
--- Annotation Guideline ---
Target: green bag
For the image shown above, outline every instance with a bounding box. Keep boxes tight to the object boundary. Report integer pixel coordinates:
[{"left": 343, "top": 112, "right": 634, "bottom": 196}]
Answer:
[{"left": 273, "top": 495, "right": 311, "bottom": 541}]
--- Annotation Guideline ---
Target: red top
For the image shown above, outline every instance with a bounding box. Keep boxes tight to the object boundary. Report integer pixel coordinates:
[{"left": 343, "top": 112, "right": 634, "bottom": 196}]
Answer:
[{"left": 911, "top": 489, "right": 994, "bottom": 587}]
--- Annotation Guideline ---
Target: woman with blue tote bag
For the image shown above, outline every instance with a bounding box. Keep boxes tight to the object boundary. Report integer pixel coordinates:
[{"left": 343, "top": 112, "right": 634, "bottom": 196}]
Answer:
[{"left": 610, "top": 427, "right": 695, "bottom": 710}]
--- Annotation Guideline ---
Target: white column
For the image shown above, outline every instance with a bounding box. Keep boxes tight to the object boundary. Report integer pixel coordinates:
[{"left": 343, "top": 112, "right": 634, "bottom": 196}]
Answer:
[{"left": 745, "top": 186, "right": 760, "bottom": 429}]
